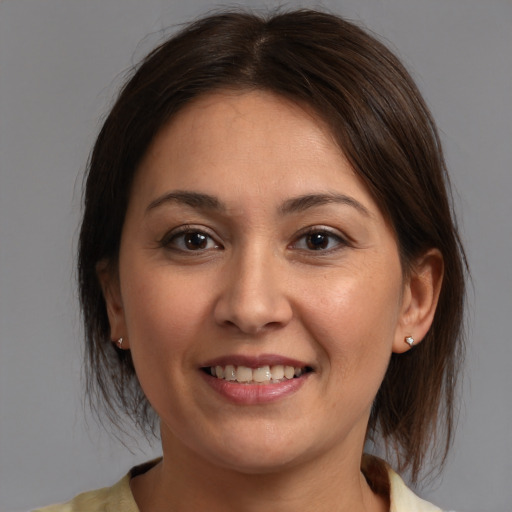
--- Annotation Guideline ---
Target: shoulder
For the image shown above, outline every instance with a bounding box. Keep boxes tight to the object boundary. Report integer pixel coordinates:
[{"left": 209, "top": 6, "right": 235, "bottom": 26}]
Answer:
[
  {"left": 32, "top": 472, "right": 138, "bottom": 512},
  {"left": 32, "top": 458, "right": 161, "bottom": 512},
  {"left": 362, "top": 454, "right": 445, "bottom": 512},
  {"left": 387, "top": 468, "right": 443, "bottom": 512}
]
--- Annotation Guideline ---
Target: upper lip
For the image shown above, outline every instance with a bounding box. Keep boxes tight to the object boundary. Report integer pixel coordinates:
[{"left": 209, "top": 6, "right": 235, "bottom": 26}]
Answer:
[{"left": 201, "top": 354, "right": 311, "bottom": 369}]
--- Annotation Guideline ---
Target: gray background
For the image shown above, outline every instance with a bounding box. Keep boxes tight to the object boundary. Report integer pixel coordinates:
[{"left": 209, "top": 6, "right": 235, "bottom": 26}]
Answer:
[{"left": 0, "top": 0, "right": 510, "bottom": 511}]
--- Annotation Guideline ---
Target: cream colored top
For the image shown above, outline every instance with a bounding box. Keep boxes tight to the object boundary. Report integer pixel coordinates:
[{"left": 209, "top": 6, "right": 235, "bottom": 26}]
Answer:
[{"left": 33, "top": 456, "right": 444, "bottom": 512}]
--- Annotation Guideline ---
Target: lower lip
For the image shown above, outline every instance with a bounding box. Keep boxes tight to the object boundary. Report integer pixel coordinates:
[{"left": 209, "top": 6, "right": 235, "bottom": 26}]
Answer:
[{"left": 201, "top": 371, "right": 310, "bottom": 405}]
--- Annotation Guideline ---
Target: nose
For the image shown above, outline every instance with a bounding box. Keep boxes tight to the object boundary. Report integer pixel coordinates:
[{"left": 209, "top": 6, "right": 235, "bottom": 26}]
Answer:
[{"left": 213, "top": 247, "right": 293, "bottom": 335}]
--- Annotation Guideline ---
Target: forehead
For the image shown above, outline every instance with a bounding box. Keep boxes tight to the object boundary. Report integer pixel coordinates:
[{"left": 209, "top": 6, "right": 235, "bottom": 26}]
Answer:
[
  {"left": 128, "top": 89, "right": 386, "bottom": 225},
  {"left": 146, "top": 90, "right": 339, "bottom": 163}
]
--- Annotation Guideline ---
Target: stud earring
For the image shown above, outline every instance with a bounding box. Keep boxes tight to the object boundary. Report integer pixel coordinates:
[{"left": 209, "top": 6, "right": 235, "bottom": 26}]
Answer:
[
  {"left": 404, "top": 336, "right": 415, "bottom": 347},
  {"left": 117, "top": 337, "right": 123, "bottom": 348}
]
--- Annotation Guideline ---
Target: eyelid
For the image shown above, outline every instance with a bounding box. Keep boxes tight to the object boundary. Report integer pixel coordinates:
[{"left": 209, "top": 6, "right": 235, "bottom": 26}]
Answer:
[
  {"left": 290, "top": 225, "right": 351, "bottom": 251},
  {"left": 159, "top": 224, "right": 222, "bottom": 250}
]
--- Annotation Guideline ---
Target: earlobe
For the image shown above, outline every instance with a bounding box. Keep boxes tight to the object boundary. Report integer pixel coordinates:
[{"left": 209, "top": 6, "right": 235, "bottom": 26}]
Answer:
[
  {"left": 393, "top": 249, "right": 444, "bottom": 354},
  {"left": 96, "top": 260, "right": 129, "bottom": 348}
]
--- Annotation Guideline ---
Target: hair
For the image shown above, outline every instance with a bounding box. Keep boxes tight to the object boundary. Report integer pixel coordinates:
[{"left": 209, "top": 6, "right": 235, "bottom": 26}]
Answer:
[{"left": 78, "top": 9, "right": 466, "bottom": 482}]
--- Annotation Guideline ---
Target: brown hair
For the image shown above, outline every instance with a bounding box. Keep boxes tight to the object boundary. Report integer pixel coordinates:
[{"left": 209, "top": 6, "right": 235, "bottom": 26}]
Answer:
[{"left": 78, "top": 9, "right": 466, "bottom": 482}]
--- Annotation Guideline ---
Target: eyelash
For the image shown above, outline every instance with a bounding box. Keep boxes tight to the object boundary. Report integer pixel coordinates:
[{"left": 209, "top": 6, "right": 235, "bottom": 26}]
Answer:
[
  {"left": 291, "top": 227, "right": 349, "bottom": 253},
  {"left": 159, "top": 225, "right": 222, "bottom": 252},
  {"left": 159, "top": 225, "right": 349, "bottom": 254}
]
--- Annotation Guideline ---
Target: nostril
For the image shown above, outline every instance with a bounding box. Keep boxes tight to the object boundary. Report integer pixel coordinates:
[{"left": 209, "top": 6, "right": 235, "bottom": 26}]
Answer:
[{"left": 212, "top": 275, "right": 293, "bottom": 334}]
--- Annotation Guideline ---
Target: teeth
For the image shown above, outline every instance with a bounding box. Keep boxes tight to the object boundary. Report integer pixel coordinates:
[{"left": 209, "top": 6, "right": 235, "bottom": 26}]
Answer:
[
  {"left": 253, "top": 366, "right": 271, "bottom": 383},
  {"left": 224, "top": 364, "right": 236, "bottom": 381},
  {"left": 236, "top": 366, "right": 252, "bottom": 383},
  {"left": 271, "top": 365, "right": 284, "bottom": 380},
  {"left": 209, "top": 364, "right": 306, "bottom": 384},
  {"left": 284, "top": 366, "right": 295, "bottom": 379}
]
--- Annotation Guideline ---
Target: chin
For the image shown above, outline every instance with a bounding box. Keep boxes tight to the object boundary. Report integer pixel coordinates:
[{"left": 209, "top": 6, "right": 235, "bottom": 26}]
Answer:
[
  {"left": 194, "top": 428, "right": 313, "bottom": 475},
  {"left": 208, "top": 449, "right": 303, "bottom": 475}
]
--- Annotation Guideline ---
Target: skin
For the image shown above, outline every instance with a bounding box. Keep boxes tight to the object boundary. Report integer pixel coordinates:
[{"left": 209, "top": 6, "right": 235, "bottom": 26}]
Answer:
[{"left": 100, "top": 90, "right": 443, "bottom": 512}]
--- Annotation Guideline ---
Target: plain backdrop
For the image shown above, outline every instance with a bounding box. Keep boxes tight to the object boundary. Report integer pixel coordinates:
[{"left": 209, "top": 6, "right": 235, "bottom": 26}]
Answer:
[{"left": 1, "top": 1, "right": 511, "bottom": 511}]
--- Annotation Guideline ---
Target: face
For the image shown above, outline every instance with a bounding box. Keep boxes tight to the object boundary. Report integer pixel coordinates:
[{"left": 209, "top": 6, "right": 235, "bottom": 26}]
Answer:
[{"left": 104, "top": 90, "right": 414, "bottom": 475}]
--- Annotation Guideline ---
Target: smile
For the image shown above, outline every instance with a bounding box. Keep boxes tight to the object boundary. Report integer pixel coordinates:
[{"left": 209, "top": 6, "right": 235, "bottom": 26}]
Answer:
[{"left": 206, "top": 364, "right": 311, "bottom": 384}]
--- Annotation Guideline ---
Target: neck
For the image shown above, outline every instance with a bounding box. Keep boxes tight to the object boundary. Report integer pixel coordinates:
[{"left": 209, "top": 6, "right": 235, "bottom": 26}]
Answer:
[{"left": 131, "top": 427, "right": 388, "bottom": 512}]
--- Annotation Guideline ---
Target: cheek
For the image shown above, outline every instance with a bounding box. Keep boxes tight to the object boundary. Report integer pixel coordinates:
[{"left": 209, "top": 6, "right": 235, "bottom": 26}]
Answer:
[
  {"left": 118, "top": 268, "right": 213, "bottom": 415},
  {"left": 303, "top": 265, "right": 403, "bottom": 381},
  {"left": 120, "top": 266, "right": 211, "bottom": 365},
  {"left": 309, "top": 271, "right": 401, "bottom": 337}
]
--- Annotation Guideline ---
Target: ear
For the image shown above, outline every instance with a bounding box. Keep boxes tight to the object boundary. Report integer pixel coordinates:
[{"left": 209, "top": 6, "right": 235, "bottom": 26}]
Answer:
[
  {"left": 96, "top": 260, "right": 129, "bottom": 349},
  {"left": 393, "top": 249, "right": 444, "bottom": 354}
]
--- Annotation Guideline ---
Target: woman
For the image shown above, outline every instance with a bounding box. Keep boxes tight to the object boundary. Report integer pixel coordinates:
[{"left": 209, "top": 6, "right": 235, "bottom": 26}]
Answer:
[{"left": 36, "top": 9, "right": 465, "bottom": 512}]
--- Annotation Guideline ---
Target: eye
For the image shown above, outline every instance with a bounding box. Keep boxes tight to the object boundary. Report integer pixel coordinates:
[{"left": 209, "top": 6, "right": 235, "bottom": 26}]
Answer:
[
  {"left": 292, "top": 228, "right": 347, "bottom": 252},
  {"left": 161, "top": 227, "right": 221, "bottom": 252}
]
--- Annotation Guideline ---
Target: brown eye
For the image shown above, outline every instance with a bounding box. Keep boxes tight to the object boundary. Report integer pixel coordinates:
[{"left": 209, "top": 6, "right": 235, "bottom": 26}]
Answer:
[
  {"left": 306, "top": 232, "right": 330, "bottom": 250},
  {"left": 161, "top": 228, "right": 221, "bottom": 252},
  {"left": 292, "top": 228, "right": 347, "bottom": 252},
  {"left": 184, "top": 232, "right": 208, "bottom": 250}
]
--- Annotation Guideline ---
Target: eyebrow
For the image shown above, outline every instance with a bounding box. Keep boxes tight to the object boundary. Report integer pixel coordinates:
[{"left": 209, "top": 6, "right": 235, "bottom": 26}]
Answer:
[
  {"left": 145, "top": 190, "right": 370, "bottom": 217},
  {"left": 146, "top": 191, "right": 226, "bottom": 214},
  {"left": 279, "top": 193, "right": 371, "bottom": 217}
]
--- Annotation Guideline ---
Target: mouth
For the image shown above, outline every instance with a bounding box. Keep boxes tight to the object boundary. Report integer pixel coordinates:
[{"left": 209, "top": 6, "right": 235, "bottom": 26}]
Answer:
[{"left": 202, "top": 364, "right": 313, "bottom": 385}]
